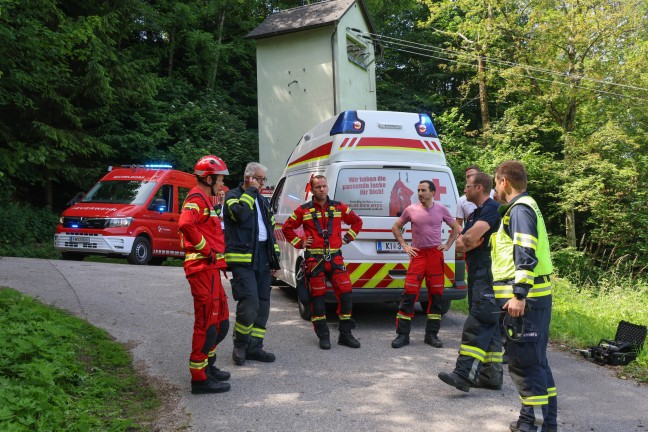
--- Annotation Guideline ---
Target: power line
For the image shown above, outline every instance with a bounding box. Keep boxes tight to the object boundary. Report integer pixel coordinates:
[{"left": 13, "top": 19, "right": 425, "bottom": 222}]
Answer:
[{"left": 351, "top": 30, "right": 648, "bottom": 96}]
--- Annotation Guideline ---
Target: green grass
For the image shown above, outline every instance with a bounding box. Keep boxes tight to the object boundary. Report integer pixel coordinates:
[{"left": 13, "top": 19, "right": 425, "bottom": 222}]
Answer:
[
  {"left": 451, "top": 275, "right": 648, "bottom": 382},
  {"left": 0, "top": 288, "right": 161, "bottom": 431}
]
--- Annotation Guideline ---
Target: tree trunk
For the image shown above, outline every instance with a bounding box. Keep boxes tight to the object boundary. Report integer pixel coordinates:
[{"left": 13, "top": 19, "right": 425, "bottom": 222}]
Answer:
[
  {"left": 477, "top": 54, "right": 490, "bottom": 133},
  {"left": 565, "top": 207, "right": 576, "bottom": 247},
  {"left": 208, "top": 7, "right": 226, "bottom": 91},
  {"left": 168, "top": 27, "right": 176, "bottom": 76}
]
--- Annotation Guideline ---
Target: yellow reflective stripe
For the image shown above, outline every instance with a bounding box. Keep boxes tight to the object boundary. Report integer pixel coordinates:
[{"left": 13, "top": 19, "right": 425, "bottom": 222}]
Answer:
[
  {"left": 184, "top": 203, "right": 200, "bottom": 211},
  {"left": 427, "top": 314, "right": 442, "bottom": 320},
  {"left": 290, "top": 237, "right": 301, "bottom": 247},
  {"left": 396, "top": 313, "right": 411, "bottom": 321},
  {"left": 339, "top": 314, "right": 352, "bottom": 320},
  {"left": 273, "top": 244, "right": 280, "bottom": 252},
  {"left": 203, "top": 209, "right": 210, "bottom": 216},
  {"left": 208, "top": 347, "right": 217, "bottom": 357},
  {"left": 347, "top": 229, "right": 357, "bottom": 239},
  {"left": 240, "top": 194, "right": 254, "bottom": 209},
  {"left": 225, "top": 253, "right": 252, "bottom": 262},
  {"left": 194, "top": 237, "right": 207, "bottom": 251},
  {"left": 547, "top": 387, "right": 557, "bottom": 397},
  {"left": 484, "top": 352, "right": 503, "bottom": 363},
  {"left": 459, "top": 344, "right": 486, "bottom": 362},
  {"left": 332, "top": 211, "right": 342, "bottom": 217},
  {"left": 225, "top": 198, "right": 238, "bottom": 206},
  {"left": 189, "top": 359, "right": 208, "bottom": 370},
  {"left": 289, "top": 213, "right": 298, "bottom": 221},
  {"left": 513, "top": 232, "right": 538, "bottom": 250},
  {"left": 527, "top": 285, "right": 552, "bottom": 297},
  {"left": 184, "top": 252, "right": 224, "bottom": 262},
  {"left": 209, "top": 209, "right": 217, "bottom": 217},
  {"left": 345, "top": 207, "right": 352, "bottom": 214},
  {"left": 520, "top": 394, "right": 549, "bottom": 406},
  {"left": 515, "top": 269, "right": 535, "bottom": 285},
  {"left": 307, "top": 248, "right": 340, "bottom": 254},
  {"left": 303, "top": 213, "right": 313, "bottom": 221},
  {"left": 493, "top": 284, "right": 513, "bottom": 299},
  {"left": 251, "top": 327, "right": 266, "bottom": 338},
  {"left": 234, "top": 322, "right": 253, "bottom": 335},
  {"left": 311, "top": 315, "right": 326, "bottom": 322}
]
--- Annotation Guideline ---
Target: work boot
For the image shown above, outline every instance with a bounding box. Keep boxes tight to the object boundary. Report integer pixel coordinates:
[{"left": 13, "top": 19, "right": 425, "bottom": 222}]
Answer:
[
  {"left": 338, "top": 331, "right": 361, "bottom": 348},
  {"left": 319, "top": 336, "right": 331, "bottom": 350},
  {"left": 206, "top": 365, "right": 231, "bottom": 381},
  {"left": 191, "top": 377, "right": 230, "bottom": 394},
  {"left": 391, "top": 333, "right": 410, "bottom": 348},
  {"left": 424, "top": 332, "right": 443, "bottom": 348},
  {"left": 471, "top": 376, "right": 502, "bottom": 390},
  {"left": 246, "top": 349, "right": 276, "bottom": 362},
  {"left": 438, "top": 371, "right": 471, "bottom": 392},
  {"left": 509, "top": 420, "right": 557, "bottom": 432},
  {"left": 232, "top": 347, "right": 246, "bottom": 366}
]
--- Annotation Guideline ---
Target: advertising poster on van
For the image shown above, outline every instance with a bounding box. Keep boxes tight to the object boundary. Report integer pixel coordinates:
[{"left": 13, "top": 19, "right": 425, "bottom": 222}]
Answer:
[{"left": 334, "top": 168, "right": 455, "bottom": 218}]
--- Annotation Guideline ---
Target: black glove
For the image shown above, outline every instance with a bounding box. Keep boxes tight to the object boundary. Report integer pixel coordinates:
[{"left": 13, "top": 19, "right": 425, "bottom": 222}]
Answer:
[
  {"left": 206, "top": 250, "right": 217, "bottom": 265},
  {"left": 343, "top": 234, "right": 352, "bottom": 244}
]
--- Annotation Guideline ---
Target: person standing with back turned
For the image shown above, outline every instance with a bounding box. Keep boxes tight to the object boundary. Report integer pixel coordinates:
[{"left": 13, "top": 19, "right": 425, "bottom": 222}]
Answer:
[
  {"left": 391, "top": 180, "right": 463, "bottom": 349},
  {"left": 178, "top": 155, "right": 231, "bottom": 394},
  {"left": 491, "top": 161, "right": 557, "bottom": 432},
  {"left": 224, "top": 162, "right": 281, "bottom": 366},
  {"left": 281, "top": 175, "right": 363, "bottom": 350}
]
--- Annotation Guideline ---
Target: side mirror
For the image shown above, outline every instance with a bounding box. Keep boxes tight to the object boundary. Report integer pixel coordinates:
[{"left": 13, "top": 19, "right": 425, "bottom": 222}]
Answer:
[{"left": 149, "top": 198, "right": 167, "bottom": 213}]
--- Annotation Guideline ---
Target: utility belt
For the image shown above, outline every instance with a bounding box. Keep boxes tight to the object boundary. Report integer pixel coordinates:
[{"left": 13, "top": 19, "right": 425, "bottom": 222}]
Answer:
[{"left": 303, "top": 249, "right": 344, "bottom": 276}]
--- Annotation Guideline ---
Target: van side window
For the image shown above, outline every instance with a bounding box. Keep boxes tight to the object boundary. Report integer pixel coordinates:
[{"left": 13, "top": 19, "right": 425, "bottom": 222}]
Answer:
[
  {"left": 178, "top": 187, "right": 190, "bottom": 211},
  {"left": 277, "top": 172, "right": 316, "bottom": 216},
  {"left": 270, "top": 178, "right": 286, "bottom": 213},
  {"left": 151, "top": 185, "right": 173, "bottom": 213}
]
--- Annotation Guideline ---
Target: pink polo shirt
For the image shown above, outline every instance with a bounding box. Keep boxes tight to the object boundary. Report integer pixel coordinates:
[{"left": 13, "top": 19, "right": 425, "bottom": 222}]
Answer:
[{"left": 399, "top": 202, "right": 454, "bottom": 248}]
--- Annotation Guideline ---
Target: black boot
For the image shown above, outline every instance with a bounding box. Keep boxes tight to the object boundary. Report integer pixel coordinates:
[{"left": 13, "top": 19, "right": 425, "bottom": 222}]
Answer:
[
  {"left": 191, "top": 377, "right": 230, "bottom": 394},
  {"left": 338, "top": 318, "right": 361, "bottom": 348},
  {"left": 438, "top": 371, "right": 471, "bottom": 392},
  {"left": 314, "top": 320, "right": 331, "bottom": 350},
  {"left": 472, "top": 362, "right": 503, "bottom": 390},
  {"left": 207, "top": 355, "right": 231, "bottom": 381},
  {"left": 232, "top": 346, "right": 246, "bottom": 366},
  {"left": 232, "top": 331, "right": 249, "bottom": 366},
  {"left": 509, "top": 420, "right": 557, "bottom": 432},
  {"left": 392, "top": 318, "right": 411, "bottom": 348},
  {"left": 424, "top": 332, "right": 443, "bottom": 348},
  {"left": 247, "top": 336, "right": 276, "bottom": 362}
]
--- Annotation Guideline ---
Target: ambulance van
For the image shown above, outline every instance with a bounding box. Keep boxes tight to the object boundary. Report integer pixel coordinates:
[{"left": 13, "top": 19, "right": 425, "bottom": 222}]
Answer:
[
  {"left": 270, "top": 110, "right": 466, "bottom": 319},
  {"left": 54, "top": 165, "right": 196, "bottom": 265}
]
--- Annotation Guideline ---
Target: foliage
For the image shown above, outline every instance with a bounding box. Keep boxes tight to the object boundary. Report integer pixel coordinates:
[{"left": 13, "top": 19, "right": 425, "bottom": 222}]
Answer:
[
  {"left": 0, "top": 288, "right": 160, "bottom": 431},
  {"left": 0, "top": 202, "right": 59, "bottom": 259}
]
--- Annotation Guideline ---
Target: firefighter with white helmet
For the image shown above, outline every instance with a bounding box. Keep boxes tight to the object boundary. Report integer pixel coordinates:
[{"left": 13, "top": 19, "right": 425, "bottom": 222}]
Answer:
[{"left": 178, "top": 155, "right": 231, "bottom": 394}]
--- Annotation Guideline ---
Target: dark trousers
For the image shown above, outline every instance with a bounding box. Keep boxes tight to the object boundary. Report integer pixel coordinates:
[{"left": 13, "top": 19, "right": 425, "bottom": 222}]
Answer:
[
  {"left": 231, "top": 242, "right": 272, "bottom": 353},
  {"left": 508, "top": 305, "right": 557, "bottom": 431}
]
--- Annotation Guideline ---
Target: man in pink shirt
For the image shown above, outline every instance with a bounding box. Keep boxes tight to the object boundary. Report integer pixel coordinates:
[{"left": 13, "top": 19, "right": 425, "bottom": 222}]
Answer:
[{"left": 391, "top": 180, "right": 462, "bottom": 348}]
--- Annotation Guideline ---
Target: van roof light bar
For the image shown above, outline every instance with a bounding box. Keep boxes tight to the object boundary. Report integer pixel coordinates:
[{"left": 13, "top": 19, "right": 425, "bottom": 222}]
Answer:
[
  {"left": 416, "top": 114, "right": 438, "bottom": 138},
  {"left": 330, "top": 110, "right": 365, "bottom": 135}
]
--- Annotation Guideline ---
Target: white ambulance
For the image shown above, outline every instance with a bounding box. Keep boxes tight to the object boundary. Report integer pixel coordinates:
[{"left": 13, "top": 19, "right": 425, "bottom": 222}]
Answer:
[{"left": 270, "top": 110, "right": 466, "bottom": 319}]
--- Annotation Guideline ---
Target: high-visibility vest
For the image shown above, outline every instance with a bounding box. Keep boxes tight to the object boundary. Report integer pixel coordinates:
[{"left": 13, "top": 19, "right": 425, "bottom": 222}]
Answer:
[{"left": 491, "top": 195, "right": 553, "bottom": 299}]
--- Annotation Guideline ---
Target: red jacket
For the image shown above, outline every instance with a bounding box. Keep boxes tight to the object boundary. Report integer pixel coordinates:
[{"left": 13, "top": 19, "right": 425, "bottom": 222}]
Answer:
[
  {"left": 282, "top": 198, "right": 362, "bottom": 254},
  {"left": 178, "top": 186, "right": 226, "bottom": 275}
]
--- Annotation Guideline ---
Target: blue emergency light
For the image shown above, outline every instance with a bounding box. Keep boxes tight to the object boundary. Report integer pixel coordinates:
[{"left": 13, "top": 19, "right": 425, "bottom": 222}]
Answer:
[
  {"left": 330, "top": 111, "right": 365, "bottom": 135},
  {"left": 415, "top": 114, "right": 438, "bottom": 138},
  {"left": 145, "top": 164, "right": 173, "bottom": 169}
]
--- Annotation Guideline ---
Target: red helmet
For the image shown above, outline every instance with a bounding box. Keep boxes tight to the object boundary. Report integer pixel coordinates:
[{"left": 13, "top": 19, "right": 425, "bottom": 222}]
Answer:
[{"left": 194, "top": 155, "right": 229, "bottom": 177}]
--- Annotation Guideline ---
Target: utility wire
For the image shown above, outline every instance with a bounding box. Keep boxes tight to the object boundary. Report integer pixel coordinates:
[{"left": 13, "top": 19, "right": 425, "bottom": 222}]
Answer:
[{"left": 351, "top": 29, "right": 648, "bottom": 95}]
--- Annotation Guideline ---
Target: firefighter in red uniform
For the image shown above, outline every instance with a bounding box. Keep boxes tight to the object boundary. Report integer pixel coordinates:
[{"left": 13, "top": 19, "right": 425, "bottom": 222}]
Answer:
[
  {"left": 282, "top": 175, "right": 363, "bottom": 350},
  {"left": 178, "top": 155, "right": 231, "bottom": 394}
]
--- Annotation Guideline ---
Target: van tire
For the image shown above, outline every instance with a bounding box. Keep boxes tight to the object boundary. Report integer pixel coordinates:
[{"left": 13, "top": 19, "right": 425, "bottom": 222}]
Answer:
[
  {"left": 420, "top": 299, "right": 452, "bottom": 315},
  {"left": 128, "top": 236, "right": 152, "bottom": 265},
  {"left": 61, "top": 252, "right": 85, "bottom": 261}
]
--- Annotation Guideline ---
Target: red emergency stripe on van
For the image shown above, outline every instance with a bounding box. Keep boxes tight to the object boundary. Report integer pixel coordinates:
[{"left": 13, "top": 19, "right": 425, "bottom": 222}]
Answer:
[
  {"left": 287, "top": 142, "right": 333, "bottom": 168},
  {"left": 351, "top": 138, "right": 434, "bottom": 151}
]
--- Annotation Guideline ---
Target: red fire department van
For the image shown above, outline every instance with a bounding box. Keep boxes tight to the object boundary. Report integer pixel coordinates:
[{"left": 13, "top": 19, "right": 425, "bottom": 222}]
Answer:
[{"left": 54, "top": 165, "right": 196, "bottom": 265}]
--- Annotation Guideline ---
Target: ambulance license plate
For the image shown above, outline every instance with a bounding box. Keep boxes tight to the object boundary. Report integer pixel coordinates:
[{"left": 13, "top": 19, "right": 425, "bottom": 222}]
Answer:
[{"left": 376, "top": 241, "right": 408, "bottom": 253}]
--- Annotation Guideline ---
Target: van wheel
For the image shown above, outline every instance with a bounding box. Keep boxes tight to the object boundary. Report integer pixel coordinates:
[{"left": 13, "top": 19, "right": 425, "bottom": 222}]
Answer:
[
  {"left": 298, "top": 296, "right": 311, "bottom": 321},
  {"left": 419, "top": 299, "right": 451, "bottom": 315},
  {"left": 61, "top": 252, "right": 85, "bottom": 261},
  {"left": 128, "top": 236, "right": 152, "bottom": 265}
]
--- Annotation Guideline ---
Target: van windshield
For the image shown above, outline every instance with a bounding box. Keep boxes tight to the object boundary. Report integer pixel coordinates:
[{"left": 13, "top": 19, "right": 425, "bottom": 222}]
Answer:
[
  {"left": 81, "top": 181, "right": 158, "bottom": 205},
  {"left": 334, "top": 168, "right": 454, "bottom": 217}
]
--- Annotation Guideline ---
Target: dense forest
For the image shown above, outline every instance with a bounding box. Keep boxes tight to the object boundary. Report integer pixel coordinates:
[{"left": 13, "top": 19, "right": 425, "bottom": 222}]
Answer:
[{"left": 1, "top": 0, "right": 646, "bottom": 271}]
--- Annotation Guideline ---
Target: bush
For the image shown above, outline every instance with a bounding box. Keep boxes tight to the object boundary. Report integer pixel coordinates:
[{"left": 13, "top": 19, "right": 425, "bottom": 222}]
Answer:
[
  {"left": 0, "top": 203, "right": 59, "bottom": 259},
  {"left": 552, "top": 247, "right": 601, "bottom": 287}
]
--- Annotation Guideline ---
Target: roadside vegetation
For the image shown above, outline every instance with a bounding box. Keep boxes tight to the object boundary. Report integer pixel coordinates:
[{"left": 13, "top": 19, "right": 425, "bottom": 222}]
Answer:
[{"left": 0, "top": 288, "right": 161, "bottom": 431}]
